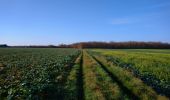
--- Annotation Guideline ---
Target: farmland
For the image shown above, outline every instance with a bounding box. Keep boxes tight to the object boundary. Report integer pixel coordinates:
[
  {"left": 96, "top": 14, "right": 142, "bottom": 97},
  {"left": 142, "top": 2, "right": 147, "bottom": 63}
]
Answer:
[
  {"left": 0, "top": 48, "right": 170, "bottom": 100},
  {"left": 0, "top": 48, "right": 80, "bottom": 99}
]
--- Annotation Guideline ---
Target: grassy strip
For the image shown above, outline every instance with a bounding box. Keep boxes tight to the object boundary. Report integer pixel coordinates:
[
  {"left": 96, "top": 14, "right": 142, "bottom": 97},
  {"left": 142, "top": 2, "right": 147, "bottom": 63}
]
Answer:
[
  {"left": 83, "top": 51, "right": 105, "bottom": 100},
  {"left": 92, "top": 49, "right": 170, "bottom": 96},
  {"left": 84, "top": 51, "right": 129, "bottom": 100},
  {"left": 64, "top": 54, "right": 82, "bottom": 100},
  {"left": 92, "top": 54, "right": 168, "bottom": 100}
]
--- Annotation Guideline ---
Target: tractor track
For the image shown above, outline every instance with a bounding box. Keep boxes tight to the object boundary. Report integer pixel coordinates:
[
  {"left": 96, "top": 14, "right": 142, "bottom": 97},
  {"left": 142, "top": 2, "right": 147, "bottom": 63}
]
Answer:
[
  {"left": 88, "top": 52, "right": 139, "bottom": 100},
  {"left": 77, "top": 52, "right": 85, "bottom": 100}
]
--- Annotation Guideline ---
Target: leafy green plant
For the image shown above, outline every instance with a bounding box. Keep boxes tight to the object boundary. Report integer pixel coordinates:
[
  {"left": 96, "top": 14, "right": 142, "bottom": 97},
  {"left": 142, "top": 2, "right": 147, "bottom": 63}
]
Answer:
[{"left": 0, "top": 48, "right": 80, "bottom": 99}]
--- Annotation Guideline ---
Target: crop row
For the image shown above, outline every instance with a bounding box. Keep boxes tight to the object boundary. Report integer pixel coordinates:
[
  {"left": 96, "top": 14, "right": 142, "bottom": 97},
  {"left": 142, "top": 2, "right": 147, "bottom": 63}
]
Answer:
[
  {"left": 89, "top": 49, "right": 170, "bottom": 97},
  {"left": 0, "top": 48, "right": 80, "bottom": 99}
]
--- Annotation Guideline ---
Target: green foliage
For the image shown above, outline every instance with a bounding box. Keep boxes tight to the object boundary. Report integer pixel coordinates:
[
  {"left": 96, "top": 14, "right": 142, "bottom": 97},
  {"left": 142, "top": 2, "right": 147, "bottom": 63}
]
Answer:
[
  {"left": 64, "top": 54, "right": 82, "bottom": 100},
  {"left": 83, "top": 51, "right": 129, "bottom": 100},
  {"left": 1, "top": 48, "right": 169, "bottom": 99},
  {"left": 89, "top": 49, "right": 170, "bottom": 97},
  {"left": 88, "top": 53, "right": 165, "bottom": 99},
  {"left": 0, "top": 48, "right": 80, "bottom": 99}
]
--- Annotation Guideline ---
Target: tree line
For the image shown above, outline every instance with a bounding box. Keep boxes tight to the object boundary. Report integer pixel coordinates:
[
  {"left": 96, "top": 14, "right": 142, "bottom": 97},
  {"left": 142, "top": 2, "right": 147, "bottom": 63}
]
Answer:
[
  {"left": 1, "top": 42, "right": 170, "bottom": 49},
  {"left": 62, "top": 41, "right": 170, "bottom": 49},
  {"left": 0, "top": 44, "right": 8, "bottom": 48}
]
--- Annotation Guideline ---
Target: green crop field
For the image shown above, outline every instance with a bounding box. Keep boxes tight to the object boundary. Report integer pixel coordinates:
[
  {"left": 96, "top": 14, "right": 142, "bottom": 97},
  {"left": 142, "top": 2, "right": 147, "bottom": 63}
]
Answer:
[{"left": 0, "top": 48, "right": 169, "bottom": 100}]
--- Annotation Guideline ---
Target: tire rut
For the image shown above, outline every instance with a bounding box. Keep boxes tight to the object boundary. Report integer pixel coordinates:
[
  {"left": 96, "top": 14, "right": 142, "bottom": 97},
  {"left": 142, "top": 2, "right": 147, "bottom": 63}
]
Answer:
[
  {"left": 77, "top": 52, "right": 85, "bottom": 100},
  {"left": 89, "top": 53, "right": 139, "bottom": 100}
]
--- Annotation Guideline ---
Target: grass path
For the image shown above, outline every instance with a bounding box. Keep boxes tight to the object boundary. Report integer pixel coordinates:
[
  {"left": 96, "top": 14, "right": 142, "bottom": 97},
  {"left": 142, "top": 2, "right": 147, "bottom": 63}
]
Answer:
[
  {"left": 89, "top": 52, "right": 168, "bottom": 100},
  {"left": 65, "top": 50, "right": 168, "bottom": 100},
  {"left": 83, "top": 50, "right": 131, "bottom": 100},
  {"left": 65, "top": 53, "right": 84, "bottom": 100}
]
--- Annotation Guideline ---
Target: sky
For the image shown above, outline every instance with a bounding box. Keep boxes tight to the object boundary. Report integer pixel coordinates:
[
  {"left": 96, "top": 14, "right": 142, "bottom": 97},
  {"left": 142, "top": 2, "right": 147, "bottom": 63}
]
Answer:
[{"left": 0, "top": 0, "right": 170, "bottom": 45}]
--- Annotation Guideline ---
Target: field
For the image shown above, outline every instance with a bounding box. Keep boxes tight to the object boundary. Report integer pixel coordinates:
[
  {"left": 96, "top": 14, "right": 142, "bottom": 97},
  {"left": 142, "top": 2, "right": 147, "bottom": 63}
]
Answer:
[{"left": 0, "top": 48, "right": 169, "bottom": 100}]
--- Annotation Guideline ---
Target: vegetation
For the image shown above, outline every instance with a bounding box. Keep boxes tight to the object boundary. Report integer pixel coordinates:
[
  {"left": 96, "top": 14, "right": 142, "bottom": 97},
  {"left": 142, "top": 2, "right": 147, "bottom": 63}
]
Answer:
[
  {"left": 0, "top": 44, "right": 8, "bottom": 48},
  {"left": 83, "top": 51, "right": 131, "bottom": 100},
  {"left": 1, "top": 41, "right": 170, "bottom": 49},
  {"left": 89, "top": 49, "right": 170, "bottom": 97},
  {"left": 88, "top": 52, "right": 164, "bottom": 99},
  {"left": 64, "top": 54, "right": 82, "bottom": 100},
  {"left": 0, "top": 48, "right": 80, "bottom": 99},
  {"left": 66, "top": 41, "right": 170, "bottom": 49},
  {"left": 0, "top": 48, "right": 169, "bottom": 100}
]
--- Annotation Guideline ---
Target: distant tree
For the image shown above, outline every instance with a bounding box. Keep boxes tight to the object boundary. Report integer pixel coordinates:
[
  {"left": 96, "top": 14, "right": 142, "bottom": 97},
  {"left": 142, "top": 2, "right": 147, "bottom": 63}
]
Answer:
[
  {"left": 7, "top": 42, "right": 170, "bottom": 49},
  {"left": 0, "top": 44, "right": 8, "bottom": 47},
  {"left": 66, "top": 41, "right": 170, "bottom": 49}
]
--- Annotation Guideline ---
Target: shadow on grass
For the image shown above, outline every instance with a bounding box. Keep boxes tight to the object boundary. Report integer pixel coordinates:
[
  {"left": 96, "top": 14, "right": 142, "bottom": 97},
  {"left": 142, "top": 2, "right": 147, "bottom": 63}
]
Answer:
[
  {"left": 76, "top": 53, "right": 85, "bottom": 100},
  {"left": 91, "top": 55, "right": 139, "bottom": 100}
]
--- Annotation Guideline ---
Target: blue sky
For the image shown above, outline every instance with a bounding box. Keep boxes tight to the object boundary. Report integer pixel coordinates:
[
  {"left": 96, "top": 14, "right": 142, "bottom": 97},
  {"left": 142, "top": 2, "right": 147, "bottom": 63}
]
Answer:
[{"left": 0, "top": 0, "right": 170, "bottom": 45}]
